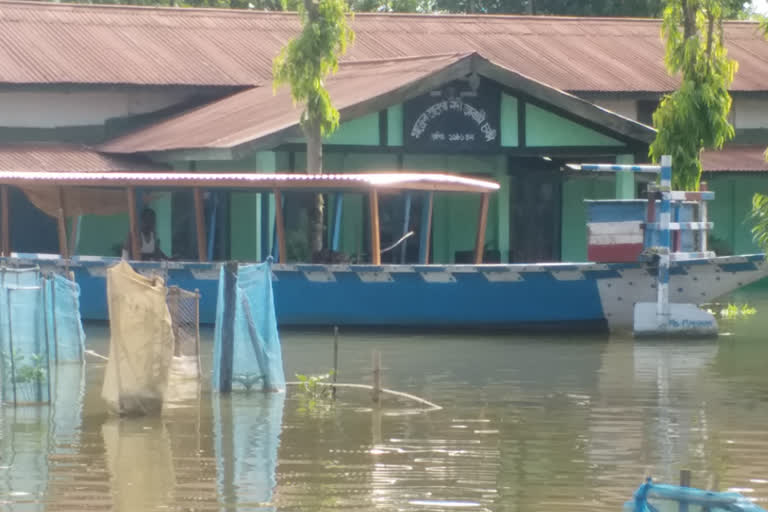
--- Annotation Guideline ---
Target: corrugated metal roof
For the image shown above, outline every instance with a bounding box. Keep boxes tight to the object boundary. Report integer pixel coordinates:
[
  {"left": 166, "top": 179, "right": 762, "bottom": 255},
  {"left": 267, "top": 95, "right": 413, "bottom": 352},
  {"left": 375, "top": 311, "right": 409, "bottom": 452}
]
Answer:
[
  {"left": 0, "top": 1, "right": 766, "bottom": 92},
  {"left": 100, "top": 53, "right": 654, "bottom": 154},
  {"left": 702, "top": 145, "right": 768, "bottom": 172},
  {"left": 0, "top": 143, "right": 167, "bottom": 172},
  {"left": 100, "top": 53, "right": 472, "bottom": 153},
  {"left": 0, "top": 170, "right": 500, "bottom": 193}
]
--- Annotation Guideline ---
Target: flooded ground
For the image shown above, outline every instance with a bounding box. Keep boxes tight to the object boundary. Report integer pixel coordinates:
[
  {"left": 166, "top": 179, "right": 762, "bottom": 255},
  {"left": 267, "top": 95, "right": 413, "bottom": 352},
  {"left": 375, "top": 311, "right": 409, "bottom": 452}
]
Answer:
[{"left": 2, "top": 289, "right": 768, "bottom": 511}]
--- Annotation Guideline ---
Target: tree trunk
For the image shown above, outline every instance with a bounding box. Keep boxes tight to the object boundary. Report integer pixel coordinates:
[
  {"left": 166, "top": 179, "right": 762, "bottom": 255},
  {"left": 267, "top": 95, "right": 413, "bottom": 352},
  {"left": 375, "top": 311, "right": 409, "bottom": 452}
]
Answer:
[{"left": 305, "top": 121, "right": 324, "bottom": 255}]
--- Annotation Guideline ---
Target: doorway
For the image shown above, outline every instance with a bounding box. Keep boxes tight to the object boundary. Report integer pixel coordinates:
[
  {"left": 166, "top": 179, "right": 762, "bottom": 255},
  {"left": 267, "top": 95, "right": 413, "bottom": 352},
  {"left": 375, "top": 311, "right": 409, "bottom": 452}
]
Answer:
[{"left": 508, "top": 157, "right": 562, "bottom": 263}]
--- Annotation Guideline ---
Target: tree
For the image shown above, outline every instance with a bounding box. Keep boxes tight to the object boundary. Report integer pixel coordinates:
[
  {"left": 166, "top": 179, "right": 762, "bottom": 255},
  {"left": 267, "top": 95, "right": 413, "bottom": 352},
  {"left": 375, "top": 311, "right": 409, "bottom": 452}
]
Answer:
[
  {"left": 649, "top": 0, "right": 738, "bottom": 191},
  {"left": 748, "top": 17, "right": 768, "bottom": 252},
  {"left": 273, "top": 0, "right": 354, "bottom": 255}
]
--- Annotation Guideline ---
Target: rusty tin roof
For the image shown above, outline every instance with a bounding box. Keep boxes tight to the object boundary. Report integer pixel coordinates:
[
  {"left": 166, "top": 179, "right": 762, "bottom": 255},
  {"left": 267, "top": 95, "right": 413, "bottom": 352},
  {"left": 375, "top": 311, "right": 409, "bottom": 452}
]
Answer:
[{"left": 0, "top": 1, "right": 766, "bottom": 92}]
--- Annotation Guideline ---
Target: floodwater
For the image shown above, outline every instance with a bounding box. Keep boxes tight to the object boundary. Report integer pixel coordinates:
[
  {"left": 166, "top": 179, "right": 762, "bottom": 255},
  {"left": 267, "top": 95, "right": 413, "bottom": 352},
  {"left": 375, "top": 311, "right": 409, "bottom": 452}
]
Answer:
[{"left": 2, "top": 291, "right": 768, "bottom": 511}]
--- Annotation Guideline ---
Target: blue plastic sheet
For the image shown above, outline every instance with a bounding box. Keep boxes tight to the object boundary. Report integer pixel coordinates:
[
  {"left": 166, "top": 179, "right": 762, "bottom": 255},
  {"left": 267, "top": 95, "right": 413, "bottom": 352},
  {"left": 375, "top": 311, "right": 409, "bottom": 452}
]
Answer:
[
  {"left": 627, "top": 479, "right": 767, "bottom": 512},
  {"left": 213, "top": 262, "right": 285, "bottom": 392}
]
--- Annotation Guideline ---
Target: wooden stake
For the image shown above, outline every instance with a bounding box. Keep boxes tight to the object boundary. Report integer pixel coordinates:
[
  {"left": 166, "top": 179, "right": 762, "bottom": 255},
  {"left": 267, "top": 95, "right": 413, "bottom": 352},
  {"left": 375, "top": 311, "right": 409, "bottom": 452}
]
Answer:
[
  {"left": 193, "top": 188, "right": 208, "bottom": 262},
  {"left": 126, "top": 187, "right": 140, "bottom": 260},
  {"left": 274, "top": 189, "right": 287, "bottom": 263},
  {"left": 1, "top": 185, "right": 9, "bottom": 257},
  {"left": 372, "top": 350, "right": 381, "bottom": 405},
  {"left": 57, "top": 188, "right": 69, "bottom": 259},
  {"left": 369, "top": 190, "right": 381, "bottom": 265},
  {"left": 332, "top": 326, "right": 339, "bottom": 400},
  {"left": 474, "top": 192, "right": 490, "bottom": 264},
  {"left": 680, "top": 469, "right": 692, "bottom": 512}
]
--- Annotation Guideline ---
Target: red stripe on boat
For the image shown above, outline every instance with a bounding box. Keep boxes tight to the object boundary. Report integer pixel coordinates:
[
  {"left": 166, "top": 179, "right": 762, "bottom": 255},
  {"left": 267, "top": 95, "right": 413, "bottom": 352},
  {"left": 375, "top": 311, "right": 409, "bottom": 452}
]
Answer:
[{"left": 587, "top": 243, "right": 644, "bottom": 263}]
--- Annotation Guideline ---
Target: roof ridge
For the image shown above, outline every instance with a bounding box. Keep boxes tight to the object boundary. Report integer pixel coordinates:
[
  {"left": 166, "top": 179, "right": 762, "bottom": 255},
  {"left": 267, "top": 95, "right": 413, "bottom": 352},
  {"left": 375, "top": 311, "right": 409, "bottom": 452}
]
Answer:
[
  {"left": 341, "top": 52, "right": 474, "bottom": 66},
  {"left": 1, "top": 0, "right": 760, "bottom": 24}
]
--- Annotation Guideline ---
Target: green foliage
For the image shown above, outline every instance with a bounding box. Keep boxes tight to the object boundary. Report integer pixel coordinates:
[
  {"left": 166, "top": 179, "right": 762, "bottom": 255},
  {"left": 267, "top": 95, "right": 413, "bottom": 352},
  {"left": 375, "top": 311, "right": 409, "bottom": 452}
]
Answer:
[
  {"left": 649, "top": 0, "right": 737, "bottom": 191},
  {"left": 273, "top": 0, "right": 354, "bottom": 138},
  {"left": 294, "top": 371, "right": 334, "bottom": 414},
  {"left": 706, "top": 302, "right": 757, "bottom": 320},
  {"left": 750, "top": 192, "right": 768, "bottom": 251},
  {"left": 3, "top": 351, "right": 47, "bottom": 384}
]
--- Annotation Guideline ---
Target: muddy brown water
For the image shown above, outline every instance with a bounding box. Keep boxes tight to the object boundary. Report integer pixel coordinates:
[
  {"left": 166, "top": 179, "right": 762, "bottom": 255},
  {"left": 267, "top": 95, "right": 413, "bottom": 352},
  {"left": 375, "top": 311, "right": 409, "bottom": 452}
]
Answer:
[{"left": 2, "top": 289, "right": 768, "bottom": 511}]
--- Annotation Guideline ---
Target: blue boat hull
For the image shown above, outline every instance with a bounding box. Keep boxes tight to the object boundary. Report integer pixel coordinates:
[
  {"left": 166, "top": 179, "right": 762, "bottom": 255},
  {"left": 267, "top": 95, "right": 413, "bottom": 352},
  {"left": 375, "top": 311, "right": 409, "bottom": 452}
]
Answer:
[{"left": 4, "top": 254, "right": 766, "bottom": 331}]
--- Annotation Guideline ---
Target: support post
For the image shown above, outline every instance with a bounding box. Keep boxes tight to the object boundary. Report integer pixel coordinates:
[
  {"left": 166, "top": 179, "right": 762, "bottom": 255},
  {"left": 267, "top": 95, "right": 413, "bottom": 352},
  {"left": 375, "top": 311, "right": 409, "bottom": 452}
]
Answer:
[
  {"left": 699, "top": 182, "right": 709, "bottom": 253},
  {"left": 273, "top": 189, "right": 287, "bottom": 263},
  {"left": 207, "top": 192, "right": 218, "bottom": 261},
  {"left": 399, "top": 192, "right": 412, "bottom": 264},
  {"left": 419, "top": 191, "right": 433, "bottom": 264},
  {"left": 474, "top": 193, "right": 490, "bottom": 264},
  {"left": 1, "top": 185, "right": 9, "bottom": 257},
  {"left": 657, "top": 155, "right": 672, "bottom": 329},
  {"left": 68, "top": 215, "right": 81, "bottom": 257},
  {"left": 57, "top": 188, "right": 69, "bottom": 259},
  {"left": 369, "top": 190, "right": 381, "bottom": 265},
  {"left": 193, "top": 188, "right": 208, "bottom": 262},
  {"left": 331, "top": 192, "right": 343, "bottom": 252},
  {"left": 126, "top": 187, "right": 140, "bottom": 260},
  {"left": 219, "top": 261, "right": 238, "bottom": 393},
  {"left": 372, "top": 350, "right": 381, "bottom": 405}
]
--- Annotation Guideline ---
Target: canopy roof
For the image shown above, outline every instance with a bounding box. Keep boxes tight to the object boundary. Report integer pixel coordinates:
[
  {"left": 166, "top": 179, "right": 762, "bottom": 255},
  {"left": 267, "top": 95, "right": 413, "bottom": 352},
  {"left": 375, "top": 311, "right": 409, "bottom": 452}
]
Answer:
[{"left": 0, "top": 171, "right": 500, "bottom": 193}]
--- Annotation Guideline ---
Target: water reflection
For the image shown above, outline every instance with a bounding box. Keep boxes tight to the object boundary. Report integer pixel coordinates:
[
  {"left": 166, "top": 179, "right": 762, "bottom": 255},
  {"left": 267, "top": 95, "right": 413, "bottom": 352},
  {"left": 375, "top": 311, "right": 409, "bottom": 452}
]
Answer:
[
  {"left": 214, "top": 392, "right": 285, "bottom": 511},
  {"left": 1, "top": 305, "right": 768, "bottom": 511}
]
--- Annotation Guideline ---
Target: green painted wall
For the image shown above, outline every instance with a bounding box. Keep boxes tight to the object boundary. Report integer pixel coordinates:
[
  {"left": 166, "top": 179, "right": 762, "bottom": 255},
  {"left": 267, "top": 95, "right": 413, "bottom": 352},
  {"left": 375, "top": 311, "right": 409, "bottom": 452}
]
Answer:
[
  {"left": 387, "top": 106, "right": 403, "bottom": 146},
  {"left": 500, "top": 94, "right": 519, "bottom": 147},
  {"left": 149, "top": 192, "right": 172, "bottom": 257},
  {"left": 78, "top": 213, "right": 129, "bottom": 257},
  {"left": 526, "top": 104, "right": 625, "bottom": 147},
  {"left": 403, "top": 154, "right": 502, "bottom": 263},
  {"left": 560, "top": 175, "right": 615, "bottom": 262},
  {"left": 287, "top": 113, "right": 380, "bottom": 146},
  {"left": 705, "top": 174, "right": 768, "bottom": 255}
]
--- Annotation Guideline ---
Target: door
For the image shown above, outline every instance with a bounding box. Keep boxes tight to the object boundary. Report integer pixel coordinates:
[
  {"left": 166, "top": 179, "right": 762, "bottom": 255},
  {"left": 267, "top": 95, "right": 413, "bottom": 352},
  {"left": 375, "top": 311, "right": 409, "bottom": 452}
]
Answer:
[{"left": 509, "top": 159, "right": 562, "bottom": 263}]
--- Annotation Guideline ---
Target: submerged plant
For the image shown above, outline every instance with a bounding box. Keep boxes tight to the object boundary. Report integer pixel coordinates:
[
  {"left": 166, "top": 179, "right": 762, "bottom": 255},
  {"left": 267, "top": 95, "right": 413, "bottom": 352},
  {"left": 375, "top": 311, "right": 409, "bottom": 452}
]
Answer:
[
  {"left": 232, "top": 373, "right": 264, "bottom": 391},
  {"left": 294, "top": 371, "right": 335, "bottom": 414}
]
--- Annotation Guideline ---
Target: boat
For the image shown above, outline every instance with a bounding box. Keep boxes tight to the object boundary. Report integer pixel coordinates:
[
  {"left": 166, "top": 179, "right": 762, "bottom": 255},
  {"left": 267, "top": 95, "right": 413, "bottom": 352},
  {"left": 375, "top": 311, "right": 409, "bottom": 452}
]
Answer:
[
  {"left": 625, "top": 478, "right": 766, "bottom": 512},
  {"left": 0, "top": 168, "right": 764, "bottom": 331}
]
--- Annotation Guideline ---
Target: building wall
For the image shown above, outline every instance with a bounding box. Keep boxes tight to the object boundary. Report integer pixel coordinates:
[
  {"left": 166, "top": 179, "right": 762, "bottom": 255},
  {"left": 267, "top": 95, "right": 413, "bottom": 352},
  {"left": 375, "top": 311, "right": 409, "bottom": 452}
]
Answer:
[
  {"left": 731, "top": 96, "right": 768, "bottom": 129},
  {"left": 0, "top": 88, "right": 201, "bottom": 128},
  {"left": 592, "top": 99, "right": 638, "bottom": 121}
]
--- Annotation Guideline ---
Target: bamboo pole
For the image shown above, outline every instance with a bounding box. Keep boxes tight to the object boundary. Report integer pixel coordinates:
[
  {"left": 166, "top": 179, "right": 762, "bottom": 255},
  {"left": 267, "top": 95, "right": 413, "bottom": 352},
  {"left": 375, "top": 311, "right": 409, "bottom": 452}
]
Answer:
[
  {"left": 57, "top": 188, "right": 69, "bottom": 259},
  {"left": 1, "top": 185, "right": 9, "bottom": 257},
  {"left": 273, "top": 189, "right": 287, "bottom": 263},
  {"left": 474, "top": 192, "right": 490, "bottom": 264},
  {"left": 126, "top": 187, "right": 140, "bottom": 260},
  {"left": 193, "top": 188, "right": 208, "bottom": 262},
  {"left": 369, "top": 190, "right": 381, "bottom": 265},
  {"left": 332, "top": 326, "right": 339, "bottom": 400}
]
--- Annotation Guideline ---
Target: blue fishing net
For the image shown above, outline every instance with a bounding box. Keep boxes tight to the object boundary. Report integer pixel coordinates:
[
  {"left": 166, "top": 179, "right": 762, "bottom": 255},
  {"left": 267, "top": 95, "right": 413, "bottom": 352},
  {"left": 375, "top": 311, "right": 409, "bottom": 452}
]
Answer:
[
  {"left": 0, "top": 268, "right": 50, "bottom": 405},
  {"left": 45, "top": 274, "right": 86, "bottom": 363},
  {"left": 627, "top": 479, "right": 767, "bottom": 512},
  {"left": 213, "top": 261, "right": 285, "bottom": 392},
  {"left": 0, "top": 268, "right": 86, "bottom": 405}
]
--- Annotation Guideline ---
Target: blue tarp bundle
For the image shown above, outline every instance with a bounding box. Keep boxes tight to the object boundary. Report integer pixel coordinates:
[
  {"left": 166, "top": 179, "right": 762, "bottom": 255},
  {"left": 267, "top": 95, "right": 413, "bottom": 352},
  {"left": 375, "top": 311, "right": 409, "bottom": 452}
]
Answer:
[
  {"left": 0, "top": 268, "right": 85, "bottom": 405},
  {"left": 627, "top": 479, "right": 767, "bottom": 512},
  {"left": 213, "top": 261, "right": 285, "bottom": 393}
]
